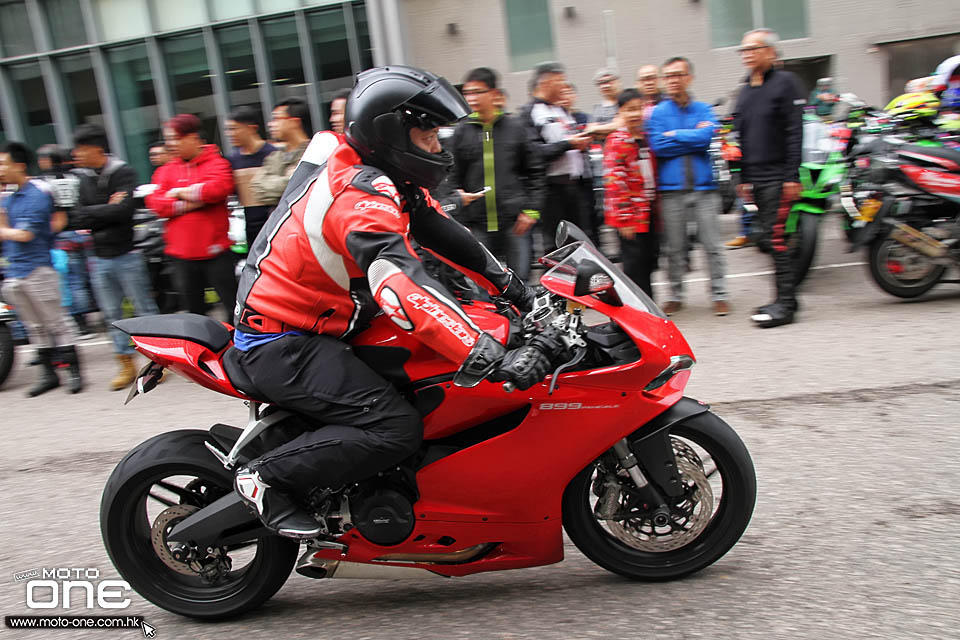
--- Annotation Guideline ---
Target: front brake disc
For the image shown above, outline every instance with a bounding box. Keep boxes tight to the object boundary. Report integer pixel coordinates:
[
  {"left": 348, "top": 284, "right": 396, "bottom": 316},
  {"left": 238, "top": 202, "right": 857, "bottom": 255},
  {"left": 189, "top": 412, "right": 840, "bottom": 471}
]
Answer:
[{"left": 601, "top": 440, "right": 715, "bottom": 552}]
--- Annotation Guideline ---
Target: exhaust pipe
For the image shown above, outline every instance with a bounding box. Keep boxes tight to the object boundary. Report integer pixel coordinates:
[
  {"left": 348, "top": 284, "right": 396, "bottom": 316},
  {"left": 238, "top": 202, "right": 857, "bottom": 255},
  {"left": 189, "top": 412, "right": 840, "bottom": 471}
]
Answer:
[
  {"left": 888, "top": 221, "right": 948, "bottom": 258},
  {"left": 296, "top": 554, "right": 446, "bottom": 580}
]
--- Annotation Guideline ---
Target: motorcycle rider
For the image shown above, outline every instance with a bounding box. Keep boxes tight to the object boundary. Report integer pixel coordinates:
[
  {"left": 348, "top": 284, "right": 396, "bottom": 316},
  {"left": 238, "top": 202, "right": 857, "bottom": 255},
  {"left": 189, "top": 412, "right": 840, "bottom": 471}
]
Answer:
[{"left": 231, "top": 66, "right": 555, "bottom": 539}]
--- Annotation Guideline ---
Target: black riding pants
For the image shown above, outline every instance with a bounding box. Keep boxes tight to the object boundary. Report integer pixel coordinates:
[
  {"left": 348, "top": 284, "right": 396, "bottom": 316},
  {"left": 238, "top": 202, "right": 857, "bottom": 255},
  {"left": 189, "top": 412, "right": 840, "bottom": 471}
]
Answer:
[
  {"left": 171, "top": 251, "right": 238, "bottom": 318},
  {"left": 234, "top": 333, "right": 423, "bottom": 492},
  {"left": 752, "top": 181, "right": 797, "bottom": 307}
]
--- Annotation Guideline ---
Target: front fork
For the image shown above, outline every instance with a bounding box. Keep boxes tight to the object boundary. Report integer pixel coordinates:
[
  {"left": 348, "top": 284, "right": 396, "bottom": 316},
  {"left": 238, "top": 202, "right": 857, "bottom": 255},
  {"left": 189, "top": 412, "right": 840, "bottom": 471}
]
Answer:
[{"left": 608, "top": 433, "right": 685, "bottom": 523}]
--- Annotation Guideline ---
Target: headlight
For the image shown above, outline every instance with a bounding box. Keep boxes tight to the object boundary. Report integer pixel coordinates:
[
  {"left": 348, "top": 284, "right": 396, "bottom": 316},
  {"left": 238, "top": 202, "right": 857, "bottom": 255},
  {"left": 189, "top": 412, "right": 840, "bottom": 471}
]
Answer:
[{"left": 644, "top": 355, "right": 695, "bottom": 391}]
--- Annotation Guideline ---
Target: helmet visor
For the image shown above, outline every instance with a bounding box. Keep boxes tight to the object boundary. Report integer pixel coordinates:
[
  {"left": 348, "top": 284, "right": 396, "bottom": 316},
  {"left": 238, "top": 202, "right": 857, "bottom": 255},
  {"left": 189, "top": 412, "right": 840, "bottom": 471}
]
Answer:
[{"left": 401, "top": 76, "right": 470, "bottom": 130}]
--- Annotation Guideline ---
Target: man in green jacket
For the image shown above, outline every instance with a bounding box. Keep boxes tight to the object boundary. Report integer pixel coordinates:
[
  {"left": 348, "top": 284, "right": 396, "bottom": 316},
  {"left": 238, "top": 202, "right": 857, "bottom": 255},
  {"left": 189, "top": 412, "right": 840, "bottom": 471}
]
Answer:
[{"left": 450, "top": 67, "right": 545, "bottom": 280}]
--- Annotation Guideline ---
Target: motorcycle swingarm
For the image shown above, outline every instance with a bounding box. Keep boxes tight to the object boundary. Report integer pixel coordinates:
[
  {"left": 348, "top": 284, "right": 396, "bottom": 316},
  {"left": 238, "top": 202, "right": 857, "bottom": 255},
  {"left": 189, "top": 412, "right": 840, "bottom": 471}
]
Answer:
[{"left": 166, "top": 491, "right": 269, "bottom": 548}]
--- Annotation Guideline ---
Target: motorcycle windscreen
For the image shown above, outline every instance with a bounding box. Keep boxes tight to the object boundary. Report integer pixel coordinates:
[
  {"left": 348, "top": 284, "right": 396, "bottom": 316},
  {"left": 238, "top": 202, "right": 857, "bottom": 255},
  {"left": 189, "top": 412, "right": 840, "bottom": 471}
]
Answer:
[{"left": 539, "top": 241, "right": 667, "bottom": 319}]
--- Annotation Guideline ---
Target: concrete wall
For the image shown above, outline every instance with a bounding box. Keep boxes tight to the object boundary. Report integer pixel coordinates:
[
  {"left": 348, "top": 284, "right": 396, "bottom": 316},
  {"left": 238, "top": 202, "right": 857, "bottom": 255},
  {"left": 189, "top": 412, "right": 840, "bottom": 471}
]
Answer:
[{"left": 399, "top": 0, "right": 960, "bottom": 114}]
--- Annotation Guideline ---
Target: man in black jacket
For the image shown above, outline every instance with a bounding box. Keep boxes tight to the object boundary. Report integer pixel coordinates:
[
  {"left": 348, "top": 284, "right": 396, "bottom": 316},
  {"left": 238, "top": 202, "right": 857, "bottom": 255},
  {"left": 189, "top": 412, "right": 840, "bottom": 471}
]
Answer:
[
  {"left": 71, "top": 124, "right": 159, "bottom": 389},
  {"left": 519, "top": 62, "right": 593, "bottom": 253},
  {"left": 734, "top": 28, "right": 805, "bottom": 328},
  {"left": 451, "top": 67, "right": 545, "bottom": 280}
]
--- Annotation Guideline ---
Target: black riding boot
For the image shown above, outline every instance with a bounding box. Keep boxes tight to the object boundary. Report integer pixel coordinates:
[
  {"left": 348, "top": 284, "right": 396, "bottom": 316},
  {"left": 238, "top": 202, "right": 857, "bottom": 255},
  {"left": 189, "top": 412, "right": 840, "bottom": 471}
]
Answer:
[
  {"left": 28, "top": 347, "right": 60, "bottom": 397},
  {"left": 753, "top": 251, "right": 798, "bottom": 328},
  {"left": 59, "top": 345, "right": 84, "bottom": 394}
]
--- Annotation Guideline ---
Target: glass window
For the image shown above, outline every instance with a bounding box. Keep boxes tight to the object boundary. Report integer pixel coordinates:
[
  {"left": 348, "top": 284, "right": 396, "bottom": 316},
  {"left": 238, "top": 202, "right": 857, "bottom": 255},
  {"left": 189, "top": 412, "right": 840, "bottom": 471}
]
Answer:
[
  {"left": 308, "top": 7, "right": 351, "bottom": 80},
  {"left": 502, "top": 0, "right": 554, "bottom": 72},
  {"left": 58, "top": 54, "right": 104, "bottom": 132},
  {"left": 262, "top": 16, "right": 309, "bottom": 104},
  {"left": 161, "top": 32, "right": 220, "bottom": 146},
  {"left": 43, "top": 0, "right": 89, "bottom": 49},
  {"left": 708, "top": 0, "right": 753, "bottom": 48},
  {"left": 8, "top": 62, "right": 56, "bottom": 150},
  {"left": 352, "top": 2, "right": 374, "bottom": 70},
  {"left": 210, "top": 0, "right": 254, "bottom": 22},
  {"left": 95, "top": 0, "right": 151, "bottom": 42},
  {"left": 258, "top": 0, "right": 300, "bottom": 13},
  {"left": 216, "top": 24, "right": 261, "bottom": 113},
  {"left": 762, "top": 0, "right": 807, "bottom": 41},
  {"left": 107, "top": 43, "right": 160, "bottom": 182},
  {"left": 0, "top": 1, "right": 37, "bottom": 57},
  {"left": 151, "top": 0, "right": 204, "bottom": 32}
]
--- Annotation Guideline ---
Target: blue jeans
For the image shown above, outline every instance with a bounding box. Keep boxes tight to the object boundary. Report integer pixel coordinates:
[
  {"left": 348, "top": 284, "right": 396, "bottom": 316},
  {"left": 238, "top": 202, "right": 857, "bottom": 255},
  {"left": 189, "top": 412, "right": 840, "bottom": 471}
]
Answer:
[
  {"left": 90, "top": 252, "right": 159, "bottom": 355},
  {"left": 738, "top": 198, "right": 755, "bottom": 238}
]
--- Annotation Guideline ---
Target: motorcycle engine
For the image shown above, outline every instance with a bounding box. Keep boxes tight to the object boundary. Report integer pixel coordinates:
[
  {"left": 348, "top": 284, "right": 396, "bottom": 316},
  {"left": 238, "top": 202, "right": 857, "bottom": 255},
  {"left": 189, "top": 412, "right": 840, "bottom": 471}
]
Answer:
[{"left": 353, "top": 488, "right": 415, "bottom": 546}]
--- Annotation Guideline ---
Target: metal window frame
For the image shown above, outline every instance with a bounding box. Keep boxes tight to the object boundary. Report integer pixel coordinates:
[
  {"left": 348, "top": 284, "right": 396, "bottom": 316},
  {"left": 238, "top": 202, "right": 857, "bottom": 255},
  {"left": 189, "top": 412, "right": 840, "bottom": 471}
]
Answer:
[{"left": 0, "top": 0, "right": 368, "bottom": 163}]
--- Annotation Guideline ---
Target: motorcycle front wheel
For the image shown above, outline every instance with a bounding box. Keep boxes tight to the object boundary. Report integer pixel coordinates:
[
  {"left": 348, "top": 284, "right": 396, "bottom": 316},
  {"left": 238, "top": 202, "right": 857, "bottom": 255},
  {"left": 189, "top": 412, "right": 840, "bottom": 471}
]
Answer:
[
  {"left": 562, "top": 410, "right": 756, "bottom": 581},
  {"left": 100, "top": 430, "right": 299, "bottom": 619},
  {"left": 790, "top": 212, "right": 821, "bottom": 287},
  {"left": 0, "top": 322, "right": 14, "bottom": 389},
  {"left": 868, "top": 235, "right": 945, "bottom": 298}
]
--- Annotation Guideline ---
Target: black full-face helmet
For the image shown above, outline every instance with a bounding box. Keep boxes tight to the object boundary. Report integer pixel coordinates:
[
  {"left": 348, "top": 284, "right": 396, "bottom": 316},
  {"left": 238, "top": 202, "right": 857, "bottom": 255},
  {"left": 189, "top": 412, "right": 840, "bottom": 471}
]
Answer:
[{"left": 345, "top": 65, "right": 469, "bottom": 189}]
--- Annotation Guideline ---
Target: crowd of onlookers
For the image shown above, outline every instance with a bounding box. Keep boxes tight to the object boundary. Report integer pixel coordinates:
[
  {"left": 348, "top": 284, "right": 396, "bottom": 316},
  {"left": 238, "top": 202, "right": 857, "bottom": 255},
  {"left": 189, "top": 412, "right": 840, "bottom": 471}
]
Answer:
[{"left": 1, "top": 25, "right": 806, "bottom": 398}]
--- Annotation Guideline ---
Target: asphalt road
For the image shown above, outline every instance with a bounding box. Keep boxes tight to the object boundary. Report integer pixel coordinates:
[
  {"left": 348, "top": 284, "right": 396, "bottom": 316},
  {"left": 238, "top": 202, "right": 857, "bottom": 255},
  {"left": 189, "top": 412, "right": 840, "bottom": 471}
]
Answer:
[{"left": 2, "top": 213, "right": 959, "bottom": 640}]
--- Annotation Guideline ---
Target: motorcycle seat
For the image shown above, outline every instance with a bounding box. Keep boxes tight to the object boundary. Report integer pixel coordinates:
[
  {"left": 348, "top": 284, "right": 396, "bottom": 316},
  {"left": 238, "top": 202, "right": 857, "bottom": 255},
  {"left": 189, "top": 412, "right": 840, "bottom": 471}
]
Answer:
[
  {"left": 114, "top": 314, "right": 232, "bottom": 353},
  {"left": 900, "top": 144, "right": 960, "bottom": 172}
]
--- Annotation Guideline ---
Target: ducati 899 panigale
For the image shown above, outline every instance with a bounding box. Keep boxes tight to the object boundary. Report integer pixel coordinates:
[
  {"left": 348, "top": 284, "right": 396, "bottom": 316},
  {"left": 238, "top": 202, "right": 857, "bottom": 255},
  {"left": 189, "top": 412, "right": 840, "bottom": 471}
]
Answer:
[{"left": 100, "top": 222, "right": 757, "bottom": 620}]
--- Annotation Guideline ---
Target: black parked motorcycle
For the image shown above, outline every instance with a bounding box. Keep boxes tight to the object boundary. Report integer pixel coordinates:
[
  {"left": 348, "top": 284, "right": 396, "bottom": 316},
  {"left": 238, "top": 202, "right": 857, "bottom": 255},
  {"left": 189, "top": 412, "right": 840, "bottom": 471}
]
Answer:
[{"left": 0, "top": 300, "right": 16, "bottom": 389}]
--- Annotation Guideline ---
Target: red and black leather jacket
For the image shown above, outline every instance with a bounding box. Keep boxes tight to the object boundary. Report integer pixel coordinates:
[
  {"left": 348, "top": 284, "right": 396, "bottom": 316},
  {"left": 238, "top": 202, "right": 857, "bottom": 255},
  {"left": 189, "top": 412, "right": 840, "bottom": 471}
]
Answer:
[{"left": 236, "top": 132, "right": 513, "bottom": 365}]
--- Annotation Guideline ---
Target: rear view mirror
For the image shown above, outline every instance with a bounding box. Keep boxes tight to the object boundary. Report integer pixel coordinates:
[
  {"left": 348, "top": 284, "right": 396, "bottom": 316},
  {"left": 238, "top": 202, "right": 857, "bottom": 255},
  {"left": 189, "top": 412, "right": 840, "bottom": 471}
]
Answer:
[{"left": 573, "top": 260, "right": 615, "bottom": 298}]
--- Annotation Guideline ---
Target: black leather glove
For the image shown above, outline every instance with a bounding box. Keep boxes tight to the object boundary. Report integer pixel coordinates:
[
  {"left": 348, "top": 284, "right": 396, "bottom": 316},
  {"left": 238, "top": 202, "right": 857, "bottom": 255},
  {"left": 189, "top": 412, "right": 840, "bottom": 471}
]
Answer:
[
  {"left": 489, "top": 345, "right": 552, "bottom": 391},
  {"left": 501, "top": 270, "right": 538, "bottom": 313},
  {"left": 490, "top": 325, "right": 567, "bottom": 390}
]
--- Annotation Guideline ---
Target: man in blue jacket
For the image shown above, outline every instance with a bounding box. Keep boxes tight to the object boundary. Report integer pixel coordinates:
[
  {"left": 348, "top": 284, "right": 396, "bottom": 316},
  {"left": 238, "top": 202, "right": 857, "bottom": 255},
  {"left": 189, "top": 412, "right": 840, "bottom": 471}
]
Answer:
[{"left": 647, "top": 57, "right": 729, "bottom": 316}]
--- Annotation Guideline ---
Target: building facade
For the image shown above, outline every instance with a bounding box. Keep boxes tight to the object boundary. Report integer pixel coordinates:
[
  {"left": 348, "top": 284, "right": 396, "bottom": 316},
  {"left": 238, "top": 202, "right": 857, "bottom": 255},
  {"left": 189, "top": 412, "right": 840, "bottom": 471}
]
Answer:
[
  {"left": 1, "top": 0, "right": 958, "bottom": 184},
  {"left": 395, "top": 0, "right": 960, "bottom": 116},
  {"left": 0, "top": 0, "right": 373, "bottom": 181}
]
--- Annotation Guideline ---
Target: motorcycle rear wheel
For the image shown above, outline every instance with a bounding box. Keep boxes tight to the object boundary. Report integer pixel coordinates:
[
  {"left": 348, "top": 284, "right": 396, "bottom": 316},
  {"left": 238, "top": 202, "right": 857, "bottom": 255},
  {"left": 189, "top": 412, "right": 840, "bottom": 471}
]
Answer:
[
  {"left": 100, "top": 430, "right": 299, "bottom": 619},
  {"left": 562, "top": 411, "right": 756, "bottom": 581},
  {"left": 868, "top": 235, "right": 945, "bottom": 299},
  {"left": 0, "top": 323, "right": 14, "bottom": 389}
]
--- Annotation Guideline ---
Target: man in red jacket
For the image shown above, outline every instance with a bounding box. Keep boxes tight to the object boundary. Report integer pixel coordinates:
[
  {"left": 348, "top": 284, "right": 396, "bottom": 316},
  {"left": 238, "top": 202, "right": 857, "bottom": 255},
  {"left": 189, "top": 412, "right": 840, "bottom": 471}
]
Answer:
[
  {"left": 229, "top": 66, "right": 555, "bottom": 539},
  {"left": 146, "top": 115, "right": 237, "bottom": 318}
]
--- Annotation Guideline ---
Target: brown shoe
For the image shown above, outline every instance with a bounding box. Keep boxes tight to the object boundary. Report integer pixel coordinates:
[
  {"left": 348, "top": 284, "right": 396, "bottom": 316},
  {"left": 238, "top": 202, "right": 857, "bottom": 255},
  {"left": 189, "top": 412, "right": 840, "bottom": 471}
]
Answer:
[
  {"left": 110, "top": 354, "right": 137, "bottom": 391},
  {"left": 713, "top": 300, "right": 730, "bottom": 316},
  {"left": 725, "top": 235, "right": 750, "bottom": 249},
  {"left": 662, "top": 301, "right": 682, "bottom": 316}
]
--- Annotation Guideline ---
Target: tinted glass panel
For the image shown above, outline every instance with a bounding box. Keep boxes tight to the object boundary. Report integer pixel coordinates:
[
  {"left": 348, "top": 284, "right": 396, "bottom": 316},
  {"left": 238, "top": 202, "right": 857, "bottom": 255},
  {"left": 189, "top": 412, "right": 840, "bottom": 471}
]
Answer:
[
  {"left": 107, "top": 43, "right": 160, "bottom": 182},
  {"left": 0, "top": 1, "right": 37, "bottom": 57},
  {"left": 58, "top": 53, "right": 104, "bottom": 132},
  {"left": 763, "top": 0, "right": 807, "bottom": 41},
  {"left": 353, "top": 2, "right": 373, "bottom": 70},
  {"left": 216, "top": 24, "right": 261, "bottom": 113},
  {"left": 708, "top": 0, "right": 754, "bottom": 48},
  {"left": 9, "top": 62, "right": 56, "bottom": 150},
  {"left": 43, "top": 0, "right": 89, "bottom": 49},
  {"left": 503, "top": 0, "right": 553, "bottom": 72},
  {"left": 162, "top": 32, "right": 220, "bottom": 146},
  {"left": 95, "top": 0, "right": 151, "bottom": 42},
  {"left": 309, "top": 8, "right": 351, "bottom": 80},
  {"left": 262, "top": 16, "right": 308, "bottom": 103}
]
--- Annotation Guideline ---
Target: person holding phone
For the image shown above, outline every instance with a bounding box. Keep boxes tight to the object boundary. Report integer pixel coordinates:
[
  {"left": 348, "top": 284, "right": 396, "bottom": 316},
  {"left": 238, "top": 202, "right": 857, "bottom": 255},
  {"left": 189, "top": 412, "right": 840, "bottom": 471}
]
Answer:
[{"left": 450, "top": 67, "right": 545, "bottom": 281}]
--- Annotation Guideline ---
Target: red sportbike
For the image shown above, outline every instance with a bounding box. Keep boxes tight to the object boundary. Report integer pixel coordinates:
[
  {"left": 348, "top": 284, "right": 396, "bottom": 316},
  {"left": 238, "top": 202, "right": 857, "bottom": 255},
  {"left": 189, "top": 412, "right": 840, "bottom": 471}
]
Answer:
[{"left": 101, "top": 223, "right": 756, "bottom": 620}]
